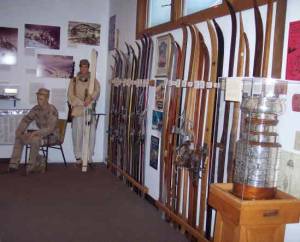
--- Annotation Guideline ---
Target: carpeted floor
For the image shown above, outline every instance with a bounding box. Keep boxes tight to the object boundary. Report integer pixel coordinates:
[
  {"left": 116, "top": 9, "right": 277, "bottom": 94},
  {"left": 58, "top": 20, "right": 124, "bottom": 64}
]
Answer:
[{"left": 0, "top": 163, "right": 189, "bottom": 242}]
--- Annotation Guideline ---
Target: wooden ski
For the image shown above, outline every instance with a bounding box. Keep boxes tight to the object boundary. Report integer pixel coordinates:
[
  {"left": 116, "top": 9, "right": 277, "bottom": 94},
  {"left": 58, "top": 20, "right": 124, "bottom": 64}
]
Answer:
[
  {"left": 206, "top": 18, "right": 225, "bottom": 238},
  {"left": 173, "top": 26, "right": 188, "bottom": 215},
  {"left": 160, "top": 34, "right": 177, "bottom": 211},
  {"left": 181, "top": 24, "right": 199, "bottom": 221},
  {"left": 227, "top": 12, "right": 246, "bottom": 183},
  {"left": 262, "top": 0, "right": 274, "bottom": 77},
  {"left": 271, "top": 0, "right": 287, "bottom": 78},
  {"left": 188, "top": 26, "right": 206, "bottom": 228},
  {"left": 82, "top": 48, "right": 98, "bottom": 172},
  {"left": 211, "top": 19, "right": 225, "bottom": 184},
  {"left": 198, "top": 20, "right": 218, "bottom": 234},
  {"left": 253, "top": 0, "right": 264, "bottom": 77},
  {"left": 217, "top": 0, "right": 237, "bottom": 182}
]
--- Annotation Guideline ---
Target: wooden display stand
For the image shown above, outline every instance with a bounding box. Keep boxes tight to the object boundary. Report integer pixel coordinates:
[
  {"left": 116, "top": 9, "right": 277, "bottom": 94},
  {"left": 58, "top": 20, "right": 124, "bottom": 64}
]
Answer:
[{"left": 208, "top": 183, "right": 300, "bottom": 242}]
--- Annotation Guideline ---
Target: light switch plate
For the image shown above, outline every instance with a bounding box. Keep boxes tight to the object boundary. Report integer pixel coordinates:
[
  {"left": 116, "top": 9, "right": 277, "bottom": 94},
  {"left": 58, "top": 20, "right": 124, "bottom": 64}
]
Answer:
[{"left": 294, "top": 131, "right": 300, "bottom": 150}]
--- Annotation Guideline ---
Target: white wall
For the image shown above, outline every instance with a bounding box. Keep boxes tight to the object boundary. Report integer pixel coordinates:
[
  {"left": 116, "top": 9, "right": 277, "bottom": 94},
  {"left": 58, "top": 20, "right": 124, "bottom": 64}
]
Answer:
[
  {"left": 0, "top": 0, "right": 110, "bottom": 163},
  {"left": 109, "top": 0, "right": 300, "bottom": 241},
  {"left": 103, "top": 0, "right": 137, "bottom": 160}
]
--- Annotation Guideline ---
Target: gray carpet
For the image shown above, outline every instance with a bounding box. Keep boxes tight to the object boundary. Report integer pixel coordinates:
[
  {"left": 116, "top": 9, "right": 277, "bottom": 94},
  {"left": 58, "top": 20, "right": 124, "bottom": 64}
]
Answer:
[{"left": 0, "top": 163, "right": 189, "bottom": 242}]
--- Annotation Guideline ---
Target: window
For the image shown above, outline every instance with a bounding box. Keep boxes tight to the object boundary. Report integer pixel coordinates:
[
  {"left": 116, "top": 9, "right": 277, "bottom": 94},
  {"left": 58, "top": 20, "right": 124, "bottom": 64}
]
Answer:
[
  {"left": 148, "top": 0, "right": 172, "bottom": 27},
  {"left": 136, "top": 0, "right": 270, "bottom": 37},
  {"left": 183, "top": 0, "right": 223, "bottom": 15}
]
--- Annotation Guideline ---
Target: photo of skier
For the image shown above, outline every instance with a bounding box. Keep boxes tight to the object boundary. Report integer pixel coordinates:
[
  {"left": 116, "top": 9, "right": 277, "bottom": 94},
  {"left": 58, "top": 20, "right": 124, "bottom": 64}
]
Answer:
[
  {"left": 25, "top": 24, "right": 60, "bottom": 49},
  {"left": 0, "top": 27, "right": 18, "bottom": 65}
]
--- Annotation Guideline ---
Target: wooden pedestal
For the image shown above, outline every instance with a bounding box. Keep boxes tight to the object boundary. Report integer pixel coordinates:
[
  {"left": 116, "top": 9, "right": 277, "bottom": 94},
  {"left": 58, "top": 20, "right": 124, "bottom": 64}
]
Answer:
[{"left": 208, "top": 183, "right": 300, "bottom": 242}]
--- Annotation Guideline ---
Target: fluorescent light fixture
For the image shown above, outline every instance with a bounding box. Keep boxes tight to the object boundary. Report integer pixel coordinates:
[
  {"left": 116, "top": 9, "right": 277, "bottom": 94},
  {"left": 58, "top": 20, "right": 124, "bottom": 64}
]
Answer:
[
  {"left": 4, "top": 88, "right": 18, "bottom": 95},
  {"left": 1, "top": 53, "right": 17, "bottom": 65}
]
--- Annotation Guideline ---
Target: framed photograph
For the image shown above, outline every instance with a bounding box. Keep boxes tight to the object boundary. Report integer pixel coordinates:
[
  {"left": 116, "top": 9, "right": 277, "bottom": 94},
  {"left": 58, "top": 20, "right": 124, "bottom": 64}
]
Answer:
[
  {"left": 108, "top": 15, "right": 116, "bottom": 51},
  {"left": 155, "top": 79, "right": 166, "bottom": 110},
  {"left": 68, "top": 21, "right": 101, "bottom": 46},
  {"left": 155, "top": 34, "right": 173, "bottom": 77},
  {"left": 286, "top": 20, "right": 300, "bottom": 81},
  {"left": 292, "top": 94, "right": 300, "bottom": 112},
  {"left": 0, "top": 27, "right": 18, "bottom": 65},
  {"left": 36, "top": 54, "right": 74, "bottom": 78},
  {"left": 152, "top": 110, "right": 163, "bottom": 131},
  {"left": 24, "top": 24, "right": 60, "bottom": 49},
  {"left": 150, "top": 136, "right": 159, "bottom": 170}
]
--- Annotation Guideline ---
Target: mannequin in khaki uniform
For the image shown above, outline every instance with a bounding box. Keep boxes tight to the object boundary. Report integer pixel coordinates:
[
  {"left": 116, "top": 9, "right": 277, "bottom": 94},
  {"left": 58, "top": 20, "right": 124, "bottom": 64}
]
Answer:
[
  {"left": 8, "top": 88, "right": 59, "bottom": 174},
  {"left": 67, "top": 59, "right": 100, "bottom": 166}
]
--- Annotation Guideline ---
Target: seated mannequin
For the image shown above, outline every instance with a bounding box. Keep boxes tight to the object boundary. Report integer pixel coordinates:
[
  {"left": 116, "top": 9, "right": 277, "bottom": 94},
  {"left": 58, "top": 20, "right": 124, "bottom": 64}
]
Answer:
[{"left": 8, "top": 88, "right": 59, "bottom": 174}]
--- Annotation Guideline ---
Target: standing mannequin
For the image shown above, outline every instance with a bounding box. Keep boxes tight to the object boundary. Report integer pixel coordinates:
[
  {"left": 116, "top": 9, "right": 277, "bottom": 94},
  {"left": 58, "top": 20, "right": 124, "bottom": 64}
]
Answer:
[{"left": 67, "top": 59, "right": 100, "bottom": 166}]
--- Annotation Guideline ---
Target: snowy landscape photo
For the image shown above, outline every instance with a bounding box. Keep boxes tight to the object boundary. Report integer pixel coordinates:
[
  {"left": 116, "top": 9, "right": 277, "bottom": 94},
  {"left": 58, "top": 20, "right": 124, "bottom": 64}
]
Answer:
[
  {"left": 37, "top": 54, "right": 74, "bottom": 78},
  {"left": 68, "top": 21, "right": 100, "bottom": 46},
  {"left": 25, "top": 24, "right": 60, "bottom": 49},
  {"left": 0, "top": 27, "right": 18, "bottom": 65}
]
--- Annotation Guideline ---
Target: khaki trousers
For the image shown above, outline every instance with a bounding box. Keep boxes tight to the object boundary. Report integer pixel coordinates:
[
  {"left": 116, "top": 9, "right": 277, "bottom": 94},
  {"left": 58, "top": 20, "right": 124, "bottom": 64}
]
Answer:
[{"left": 9, "top": 134, "right": 44, "bottom": 172}]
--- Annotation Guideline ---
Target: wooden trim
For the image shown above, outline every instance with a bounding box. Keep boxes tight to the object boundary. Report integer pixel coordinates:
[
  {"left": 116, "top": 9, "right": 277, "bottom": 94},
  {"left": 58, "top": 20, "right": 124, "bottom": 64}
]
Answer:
[
  {"left": 136, "top": 0, "right": 147, "bottom": 35},
  {"left": 108, "top": 161, "right": 149, "bottom": 194},
  {"left": 271, "top": 0, "right": 287, "bottom": 78},
  {"left": 0, "top": 158, "right": 9, "bottom": 163},
  {"left": 137, "top": 0, "right": 272, "bottom": 38},
  {"left": 172, "top": 0, "right": 182, "bottom": 22},
  {"left": 156, "top": 201, "right": 209, "bottom": 242}
]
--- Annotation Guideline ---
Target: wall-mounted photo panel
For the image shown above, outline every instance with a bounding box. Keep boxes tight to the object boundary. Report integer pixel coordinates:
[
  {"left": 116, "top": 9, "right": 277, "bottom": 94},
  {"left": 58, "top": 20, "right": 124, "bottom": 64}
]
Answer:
[
  {"left": 155, "top": 79, "right": 166, "bottom": 110},
  {"left": 0, "top": 110, "right": 30, "bottom": 144},
  {"left": 150, "top": 136, "right": 159, "bottom": 170},
  {"left": 25, "top": 24, "right": 60, "bottom": 49},
  {"left": 155, "top": 34, "right": 173, "bottom": 77},
  {"left": 286, "top": 20, "right": 300, "bottom": 81},
  {"left": 0, "top": 27, "right": 18, "bottom": 65},
  {"left": 68, "top": 21, "right": 101, "bottom": 46},
  {"left": 37, "top": 54, "right": 74, "bottom": 78},
  {"left": 108, "top": 15, "right": 116, "bottom": 51},
  {"left": 152, "top": 110, "right": 163, "bottom": 131}
]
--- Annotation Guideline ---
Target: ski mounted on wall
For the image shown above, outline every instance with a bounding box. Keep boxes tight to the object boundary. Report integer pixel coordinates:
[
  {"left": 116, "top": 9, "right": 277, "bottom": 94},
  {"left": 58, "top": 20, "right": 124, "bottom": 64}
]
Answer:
[
  {"left": 206, "top": 18, "right": 225, "bottom": 239},
  {"left": 107, "top": 34, "right": 153, "bottom": 193},
  {"left": 216, "top": 0, "right": 237, "bottom": 183}
]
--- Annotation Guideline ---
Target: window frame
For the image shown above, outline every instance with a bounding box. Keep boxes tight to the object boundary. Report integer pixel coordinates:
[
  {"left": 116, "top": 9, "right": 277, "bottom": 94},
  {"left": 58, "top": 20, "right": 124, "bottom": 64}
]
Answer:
[{"left": 136, "top": 0, "right": 271, "bottom": 38}]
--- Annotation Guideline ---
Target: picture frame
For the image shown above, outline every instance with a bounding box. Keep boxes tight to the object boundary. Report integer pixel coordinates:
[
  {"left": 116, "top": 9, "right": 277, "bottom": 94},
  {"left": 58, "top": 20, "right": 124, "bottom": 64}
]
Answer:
[
  {"left": 68, "top": 21, "right": 101, "bottom": 46},
  {"left": 0, "top": 27, "right": 18, "bottom": 65},
  {"left": 36, "top": 54, "right": 74, "bottom": 78},
  {"left": 24, "top": 24, "right": 60, "bottom": 49},
  {"left": 155, "top": 34, "right": 173, "bottom": 77},
  {"left": 155, "top": 79, "right": 166, "bottom": 110},
  {"left": 108, "top": 15, "right": 116, "bottom": 51},
  {"left": 286, "top": 20, "right": 300, "bottom": 81},
  {"left": 152, "top": 110, "right": 163, "bottom": 131},
  {"left": 149, "top": 136, "right": 159, "bottom": 170}
]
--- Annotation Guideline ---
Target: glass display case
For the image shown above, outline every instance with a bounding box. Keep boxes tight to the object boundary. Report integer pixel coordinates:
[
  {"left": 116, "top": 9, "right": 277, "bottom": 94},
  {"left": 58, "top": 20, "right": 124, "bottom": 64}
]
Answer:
[{"left": 230, "top": 78, "right": 291, "bottom": 200}]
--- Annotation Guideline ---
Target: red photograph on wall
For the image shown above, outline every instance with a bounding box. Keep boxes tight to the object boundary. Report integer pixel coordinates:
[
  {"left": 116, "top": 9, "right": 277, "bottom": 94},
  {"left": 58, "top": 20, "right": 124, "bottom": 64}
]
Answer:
[{"left": 286, "top": 20, "right": 300, "bottom": 81}]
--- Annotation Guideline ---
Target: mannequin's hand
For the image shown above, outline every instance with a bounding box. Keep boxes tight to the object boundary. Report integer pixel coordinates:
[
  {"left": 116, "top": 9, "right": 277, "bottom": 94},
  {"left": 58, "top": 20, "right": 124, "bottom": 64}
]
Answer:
[{"left": 84, "top": 95, "right": 93, "bottom": 107}]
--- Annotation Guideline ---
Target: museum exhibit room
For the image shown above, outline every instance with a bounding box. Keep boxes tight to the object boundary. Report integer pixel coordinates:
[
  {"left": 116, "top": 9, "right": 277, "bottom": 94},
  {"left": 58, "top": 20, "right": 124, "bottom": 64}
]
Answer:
[{"left": 0, "top": 0, "right": 300, "bottom": 241}]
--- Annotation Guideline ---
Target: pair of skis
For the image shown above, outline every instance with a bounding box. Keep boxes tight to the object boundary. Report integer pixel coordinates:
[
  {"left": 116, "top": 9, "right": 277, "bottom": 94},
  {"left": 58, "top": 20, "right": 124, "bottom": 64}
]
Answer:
[
  {"left": 82, "top": 48, "right": 98, "bottom": 172},
  {"left": 158, "top": 21, "right": 220, "bottom": 240},
  {"left": 107, "top": 35, "right": 153, "bottom": 189}
]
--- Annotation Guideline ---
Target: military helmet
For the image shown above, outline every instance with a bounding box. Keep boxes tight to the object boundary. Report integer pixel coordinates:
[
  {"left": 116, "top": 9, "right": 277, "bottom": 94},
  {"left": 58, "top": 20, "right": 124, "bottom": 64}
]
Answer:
[
  {"left": 36, "top": 88, "right": 50, "bottom": 97},
  {"left": 79, "top": 59, "right": 90, "bottom": 67}
]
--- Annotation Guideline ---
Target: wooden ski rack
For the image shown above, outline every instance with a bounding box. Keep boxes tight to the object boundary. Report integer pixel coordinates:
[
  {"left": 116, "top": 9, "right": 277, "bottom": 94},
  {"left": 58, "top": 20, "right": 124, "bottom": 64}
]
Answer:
[
  {"left": 107, "top": 161, "right": 149, "bottom": 195},
  {"left": 155, "top": 201, "right": 209, "bottom": 242}
]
